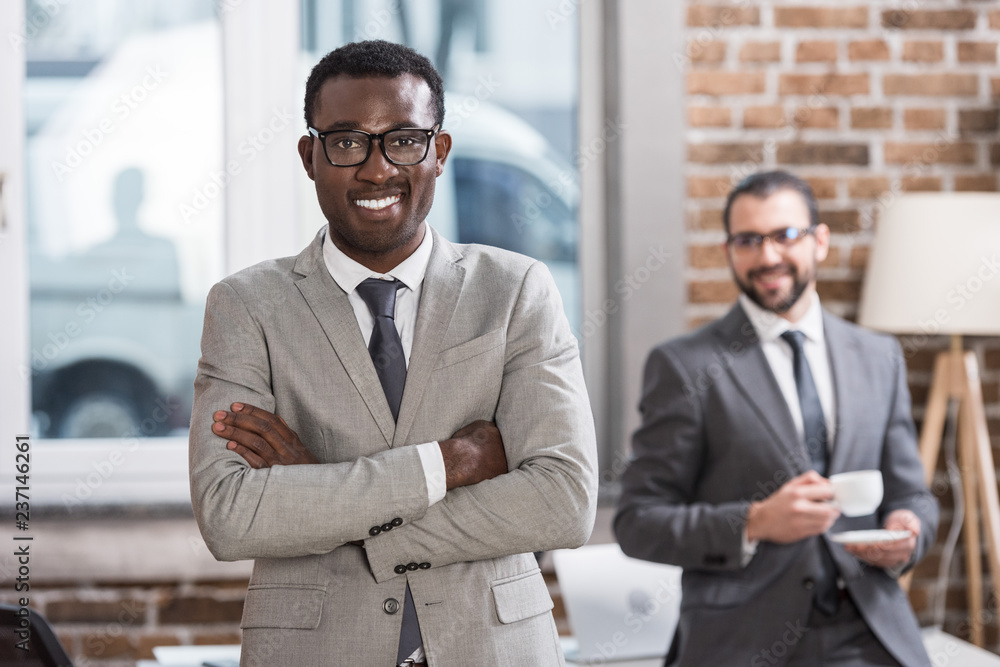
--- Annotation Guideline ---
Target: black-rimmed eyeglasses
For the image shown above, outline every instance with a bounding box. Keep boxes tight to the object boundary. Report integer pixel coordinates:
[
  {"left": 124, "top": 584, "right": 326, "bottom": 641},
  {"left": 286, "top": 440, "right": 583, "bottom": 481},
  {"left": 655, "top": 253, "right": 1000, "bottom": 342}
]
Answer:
[
  {"left": 727, "top": 226, "right": 816, "bottom": 252},
  {"left": 308, "top": 125, "right": 440, "bottom": 167}
]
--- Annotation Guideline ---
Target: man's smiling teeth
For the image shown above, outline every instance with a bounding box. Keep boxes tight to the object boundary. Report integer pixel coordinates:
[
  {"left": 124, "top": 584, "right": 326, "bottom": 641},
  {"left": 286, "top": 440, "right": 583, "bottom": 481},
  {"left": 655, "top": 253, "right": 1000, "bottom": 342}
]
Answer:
[{"left": 354, "top": 195, "right": 401, "bottom": 210}]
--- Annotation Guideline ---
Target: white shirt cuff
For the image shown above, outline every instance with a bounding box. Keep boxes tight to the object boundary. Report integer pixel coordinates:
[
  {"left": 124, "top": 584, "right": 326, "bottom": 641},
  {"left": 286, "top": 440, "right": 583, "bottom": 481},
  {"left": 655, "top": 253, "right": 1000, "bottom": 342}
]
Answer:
[
  {"left": 741, "top": 527, "right": 759, "bottom": 567},
  {"left": 416, "top": 441, "right": 446, "bottom": 506}
]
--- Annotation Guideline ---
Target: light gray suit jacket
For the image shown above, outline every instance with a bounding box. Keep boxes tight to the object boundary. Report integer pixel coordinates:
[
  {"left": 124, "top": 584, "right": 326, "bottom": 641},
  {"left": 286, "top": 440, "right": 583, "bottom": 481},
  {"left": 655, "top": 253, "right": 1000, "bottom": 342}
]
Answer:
[
  {"left": 615, "top": 304, "right": 937, "bottom": 667},
  {"left": 189, "top": 227, "right": 598, "bottom": 666}
]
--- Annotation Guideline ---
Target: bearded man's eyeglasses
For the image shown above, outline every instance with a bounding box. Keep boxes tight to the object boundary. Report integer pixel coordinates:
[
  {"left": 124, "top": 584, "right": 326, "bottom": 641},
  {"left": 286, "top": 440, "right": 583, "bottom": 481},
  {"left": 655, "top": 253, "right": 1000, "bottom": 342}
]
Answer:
[
  {"left": 727, "top": 226, "right": 816, "bottom": 252},
  {"left": 308, "top": 125, "right": 440, "bottom": 167}
]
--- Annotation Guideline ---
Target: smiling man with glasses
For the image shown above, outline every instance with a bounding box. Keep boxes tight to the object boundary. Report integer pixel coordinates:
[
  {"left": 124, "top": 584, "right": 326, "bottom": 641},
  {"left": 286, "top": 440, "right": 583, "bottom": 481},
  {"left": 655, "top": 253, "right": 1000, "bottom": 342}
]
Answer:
[
  {"left": 189, "top": 40, "right": 597, "bottom": 667},
  {"left": 724, "top": 172, "right": 825, "bottom": 321},
  {"left": 615, "top": 171, "right": 937, "bottom": 666}
]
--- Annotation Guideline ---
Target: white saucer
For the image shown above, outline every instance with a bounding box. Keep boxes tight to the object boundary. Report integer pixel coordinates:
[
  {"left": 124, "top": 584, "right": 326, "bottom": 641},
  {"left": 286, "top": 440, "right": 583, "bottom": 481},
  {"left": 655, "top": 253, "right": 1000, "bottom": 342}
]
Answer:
[{"left": 829, "top": 529, "right": 911, "bottom": 545}]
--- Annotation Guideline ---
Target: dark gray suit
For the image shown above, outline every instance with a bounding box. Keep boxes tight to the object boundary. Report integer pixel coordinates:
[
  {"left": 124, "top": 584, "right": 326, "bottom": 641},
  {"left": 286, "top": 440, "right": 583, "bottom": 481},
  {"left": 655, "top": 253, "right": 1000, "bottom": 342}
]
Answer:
[{"left": 615, "top": 304, "right": 937, "bottom": 667}]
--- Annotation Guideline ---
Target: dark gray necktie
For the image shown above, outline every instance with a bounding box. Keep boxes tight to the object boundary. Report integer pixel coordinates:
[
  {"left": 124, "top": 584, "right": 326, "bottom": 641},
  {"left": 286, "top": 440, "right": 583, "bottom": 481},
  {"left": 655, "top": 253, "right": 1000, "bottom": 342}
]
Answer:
[
  {"left": 781, "top": 329, "right": 839, "bottom": 616},
  {"left": 356, "top": 278, "right": 407, "bottom": 421},
  {"left": 781, "top": 330, "right": 828, "bottom": 474},
  {"left": 355, "top": 278, "right": 421, "bottom": 663}
]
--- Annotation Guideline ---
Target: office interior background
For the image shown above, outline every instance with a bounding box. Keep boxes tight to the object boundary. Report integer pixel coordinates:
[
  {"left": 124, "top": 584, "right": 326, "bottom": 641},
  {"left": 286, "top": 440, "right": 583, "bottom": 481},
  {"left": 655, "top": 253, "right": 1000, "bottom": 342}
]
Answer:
[{"left": 0, "top": 0, "right": 998, "bottom": 663}]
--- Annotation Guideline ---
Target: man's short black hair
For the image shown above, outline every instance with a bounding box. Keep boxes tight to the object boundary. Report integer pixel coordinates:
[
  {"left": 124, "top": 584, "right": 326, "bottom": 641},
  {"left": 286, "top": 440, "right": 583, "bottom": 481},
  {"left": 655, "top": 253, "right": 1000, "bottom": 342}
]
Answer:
[
  {"left": 722, "top": 170, "right": 819, "bottom": 233},
  {"left": 303, "top": 40, "right": 445, "bottom": 130}
]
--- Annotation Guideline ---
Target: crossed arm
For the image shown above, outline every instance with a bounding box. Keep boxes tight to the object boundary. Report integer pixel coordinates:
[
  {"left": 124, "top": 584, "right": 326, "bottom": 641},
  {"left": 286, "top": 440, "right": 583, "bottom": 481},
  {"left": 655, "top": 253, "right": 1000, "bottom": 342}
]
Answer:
[
  {"left": 213, "top": 403, "right": 507, "bottom": 490},
  {"left": 190, "top": 262, "right": 598, "bottom": 572}
]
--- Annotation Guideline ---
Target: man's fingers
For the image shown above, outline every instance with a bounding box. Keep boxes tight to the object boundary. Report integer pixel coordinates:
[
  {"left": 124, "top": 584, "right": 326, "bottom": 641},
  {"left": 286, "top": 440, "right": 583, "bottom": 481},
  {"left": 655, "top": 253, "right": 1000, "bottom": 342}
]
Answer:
[
  {"left": 214, "top": 420, "right": 275, "bottom": 460},
  {"left": 227, "top": 441, "right": 269, "bottom": 469},
  {"left": 885, "top": 510, "right": 921, "bottom": 536},
  {"left": 212, "top": 403, "right": 316, "bottom": 467},
  {"left": 225, "top": 410, "right": 277, "bottom": 437},
  {"left": 792, "top": 497, "right": 839, "bottom": 517},
  {"left": 227, "top": 404, "right": 280, "bottom": 435},
  {"left": 793, "top": 470, "right": 826, "bottom": 485},
  {"left": 843, "top": 536, "right": 915, "bottom": 567},
  {"left": 797, "top": 485, "right": 835, "bottom": 502},
  {"left": 220, "top": 405, "right": 296, "bottom": 456}
]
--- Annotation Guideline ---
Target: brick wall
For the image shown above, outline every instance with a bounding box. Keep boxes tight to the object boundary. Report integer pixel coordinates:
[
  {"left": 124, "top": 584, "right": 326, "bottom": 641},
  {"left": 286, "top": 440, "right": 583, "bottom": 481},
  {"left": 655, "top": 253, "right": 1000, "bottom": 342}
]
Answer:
[
  {"left": 4, "top": 581, "right": 244, "bottom": 666},
  {"left": 684, "top": 0, "right": 1000, "bottom": 649}
]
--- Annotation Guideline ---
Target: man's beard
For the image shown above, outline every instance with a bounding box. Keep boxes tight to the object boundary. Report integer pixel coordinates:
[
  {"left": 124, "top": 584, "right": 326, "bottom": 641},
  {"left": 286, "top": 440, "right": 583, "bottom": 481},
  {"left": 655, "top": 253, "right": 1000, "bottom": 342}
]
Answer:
[{"left": 734, "top": 262, "right": 813, "bottom": 314}]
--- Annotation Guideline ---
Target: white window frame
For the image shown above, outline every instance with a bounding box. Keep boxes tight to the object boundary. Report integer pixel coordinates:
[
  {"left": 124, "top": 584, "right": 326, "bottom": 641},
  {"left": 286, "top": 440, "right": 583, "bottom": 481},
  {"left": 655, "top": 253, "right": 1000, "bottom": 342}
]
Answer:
[
  {"left": 610, "top": 0, "right": 687, "bottom": 471},
  {"left": 0, "top": 0, "right": 301, "bottom": 507},
  {"left": 579, "top": 0, "right": 687, "bottom": 490}
]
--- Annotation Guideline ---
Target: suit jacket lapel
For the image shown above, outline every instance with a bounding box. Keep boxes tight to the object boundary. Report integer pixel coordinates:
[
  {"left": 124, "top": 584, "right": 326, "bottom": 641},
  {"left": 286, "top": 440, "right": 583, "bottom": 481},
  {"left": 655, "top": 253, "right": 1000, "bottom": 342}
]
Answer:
[
  {"left": 824, "top": 312, "right": 862, "bottom": 475},
  {"left": 393, "top": 228, "right": 465, "bottom": 447},
  {"left": 292, "top": 231, "right": 397, "bottom": 446},
  {"left": 713, "top": 305, "right": 810, "bottom": 475}
]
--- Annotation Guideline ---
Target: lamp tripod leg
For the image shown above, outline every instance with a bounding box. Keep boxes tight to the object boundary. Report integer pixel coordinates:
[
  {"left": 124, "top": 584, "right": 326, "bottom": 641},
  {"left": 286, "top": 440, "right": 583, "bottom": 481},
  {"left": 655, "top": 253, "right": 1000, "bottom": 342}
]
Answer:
[
  {"left": 960, "top": 399, "right": 984, "bottom": 647},
  {"left": 964, "top": 352, "right": 1000, "bottom": 649}
]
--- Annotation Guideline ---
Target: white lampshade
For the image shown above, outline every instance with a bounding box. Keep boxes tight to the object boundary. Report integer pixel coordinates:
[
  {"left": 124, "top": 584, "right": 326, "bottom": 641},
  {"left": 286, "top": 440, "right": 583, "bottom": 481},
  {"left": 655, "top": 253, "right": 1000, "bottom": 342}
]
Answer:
[{"left": 858, "top": 193, "right": 1000, "bottom": 336}]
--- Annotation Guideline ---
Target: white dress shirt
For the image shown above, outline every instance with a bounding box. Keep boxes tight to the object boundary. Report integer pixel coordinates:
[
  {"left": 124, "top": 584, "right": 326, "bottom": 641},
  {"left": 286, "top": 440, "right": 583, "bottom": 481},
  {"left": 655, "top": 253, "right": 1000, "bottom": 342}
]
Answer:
[
  {"left": 322, "top": 228, "right": 447, "bottom": 507},
  {"left": 739, "top": 293, "right": 837, "bottom": 445},
  {"left": 739, "top": 292, "right": 837, "bottom": 564}
]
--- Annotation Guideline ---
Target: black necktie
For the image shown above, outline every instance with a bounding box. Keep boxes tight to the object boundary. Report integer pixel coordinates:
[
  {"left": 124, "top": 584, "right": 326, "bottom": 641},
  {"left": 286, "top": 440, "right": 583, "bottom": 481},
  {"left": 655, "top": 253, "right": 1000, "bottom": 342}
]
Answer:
[
  {"left": 356, "top": 278, "right": 407, "bottom": 421},
  {"left": 781, "top": 330, "right": 828, "bottom": 474},
  {"left": 355, "top": 278, "right": 421, "bottom": 663},
  {"left": 781, "top": 330, "right": 839, "bottom": 616}
]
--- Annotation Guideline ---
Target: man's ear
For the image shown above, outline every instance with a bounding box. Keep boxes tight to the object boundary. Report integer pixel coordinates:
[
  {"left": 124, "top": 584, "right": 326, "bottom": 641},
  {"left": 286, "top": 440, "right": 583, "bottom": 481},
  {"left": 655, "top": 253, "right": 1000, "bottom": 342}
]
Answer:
[
  {"left": 434, "top": 130, "right": 453, "bottom": 177},
  {"left": 298, "top": 135, "right": 316, "bottom": 181},
  {"left": 813, "top": 222, "right": 831, "bottom": 263}
]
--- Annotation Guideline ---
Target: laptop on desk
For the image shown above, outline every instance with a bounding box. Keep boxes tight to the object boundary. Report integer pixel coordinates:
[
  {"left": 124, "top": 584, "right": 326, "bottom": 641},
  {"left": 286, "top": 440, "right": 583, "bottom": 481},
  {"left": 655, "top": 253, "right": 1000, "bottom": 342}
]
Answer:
[{"left": 553, "top": 543, "right": 682, "bottom": 664}]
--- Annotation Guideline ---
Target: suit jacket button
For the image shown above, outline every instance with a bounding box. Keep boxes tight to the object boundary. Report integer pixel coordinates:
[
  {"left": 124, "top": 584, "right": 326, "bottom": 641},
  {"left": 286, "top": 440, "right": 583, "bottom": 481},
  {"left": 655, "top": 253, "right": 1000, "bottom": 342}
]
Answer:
[
  {"left": 394, "top": 565, "right": 407, "bottom": 575},
  {"left": 391, "top": 518, "right": 403, "bottom": 527},
  {"left": 381, "top": 523, "right": 393, "bottom": 532},
  {"left": 802, "top": 578, "right": 815, "bottom": 591},
  {"left": 369, "top": 526, "right": 382, "bottom": 537},
  {"left": 418, "top": 562, "right": 430, "bottom": 569},
  {"left": 406, "top": 562, "right": 419, "bottom": 571},
  {"left": 383, "top": 598, "right": 400, "bottom": 614}
]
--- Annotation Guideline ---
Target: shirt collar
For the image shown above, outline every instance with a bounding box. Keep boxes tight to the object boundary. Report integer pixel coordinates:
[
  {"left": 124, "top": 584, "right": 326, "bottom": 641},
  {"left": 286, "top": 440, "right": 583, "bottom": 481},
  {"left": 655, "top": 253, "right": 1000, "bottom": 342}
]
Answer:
[
  {"left": 739, "top": 291, "right": 825, "bottom": 345},
  {"left": 322, "top": 225, "right": 434, "bottom": 294}
]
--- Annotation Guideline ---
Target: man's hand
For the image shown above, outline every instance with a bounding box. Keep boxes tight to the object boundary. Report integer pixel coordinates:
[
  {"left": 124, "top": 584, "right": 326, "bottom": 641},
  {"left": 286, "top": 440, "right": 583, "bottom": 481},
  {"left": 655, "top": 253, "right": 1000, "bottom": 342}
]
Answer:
[
  {"left": 439, "top": 420, "right": 508, "bottom": 490},
  {"left": 213, "top": 402, "right": 319, "bottom": 468},
  {"left": 746, "top": 471, "right": 840, "bottom": 543},
  {"left": 842, "top": 509, "right": 919, "bottom": 569}
]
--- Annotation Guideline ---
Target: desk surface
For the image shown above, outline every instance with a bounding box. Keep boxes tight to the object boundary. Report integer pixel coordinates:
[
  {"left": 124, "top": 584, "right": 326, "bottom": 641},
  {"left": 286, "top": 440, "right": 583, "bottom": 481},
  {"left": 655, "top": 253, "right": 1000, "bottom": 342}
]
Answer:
[{"left": 136, "top": 628, "right": 1000, "bottom": 667}]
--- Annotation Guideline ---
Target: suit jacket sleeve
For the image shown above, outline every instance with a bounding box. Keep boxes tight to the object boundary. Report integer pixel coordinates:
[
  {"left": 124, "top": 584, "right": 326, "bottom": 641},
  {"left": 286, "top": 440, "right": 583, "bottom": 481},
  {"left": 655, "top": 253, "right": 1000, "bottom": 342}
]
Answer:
[
  {"left": 878, "top": 338, "right": 938, "bottom": 568},
  {"left": 189, "top": 280, "right": 431, "bottom": 562},
  {"left": 614, "top": 343, "right": 750, "bottom": 572},
  {"left": 363, "top": 261, "right": 599, "bottom": 582}
]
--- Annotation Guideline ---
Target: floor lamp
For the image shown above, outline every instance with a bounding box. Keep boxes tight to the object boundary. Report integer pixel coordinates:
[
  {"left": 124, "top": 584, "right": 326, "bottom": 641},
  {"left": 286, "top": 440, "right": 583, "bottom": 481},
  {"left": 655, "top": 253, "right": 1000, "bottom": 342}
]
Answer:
[{"left": 858, "top": 192, "right": 1000, "bottom": 647}]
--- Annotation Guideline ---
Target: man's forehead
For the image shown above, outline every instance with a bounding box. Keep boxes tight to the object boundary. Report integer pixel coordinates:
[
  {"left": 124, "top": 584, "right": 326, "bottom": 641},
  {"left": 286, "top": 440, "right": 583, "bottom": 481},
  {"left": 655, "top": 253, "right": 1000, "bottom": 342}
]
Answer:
[
  {"left": 730, "top": 189, "right": 810, "bottom": 229},
  {"left": 313, "top": 73, "right": 434, "bottom": 126}
]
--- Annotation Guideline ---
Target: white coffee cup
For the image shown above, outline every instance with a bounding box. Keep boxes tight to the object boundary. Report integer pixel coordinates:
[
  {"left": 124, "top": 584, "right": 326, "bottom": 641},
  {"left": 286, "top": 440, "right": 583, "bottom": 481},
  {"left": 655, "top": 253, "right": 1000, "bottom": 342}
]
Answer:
[{"left": 829, "top": 470, "right": 883, "bottom": 517}]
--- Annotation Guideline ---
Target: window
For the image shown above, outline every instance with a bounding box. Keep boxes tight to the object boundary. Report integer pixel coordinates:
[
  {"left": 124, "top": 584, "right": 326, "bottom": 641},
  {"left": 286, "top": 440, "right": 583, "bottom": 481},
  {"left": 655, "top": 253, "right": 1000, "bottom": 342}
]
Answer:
[
  {"left": 4, "top": 0, "right": 225, "bottom": 506},
  {"left": 25, "top": 3, "right": 223, "bottom": 441}
]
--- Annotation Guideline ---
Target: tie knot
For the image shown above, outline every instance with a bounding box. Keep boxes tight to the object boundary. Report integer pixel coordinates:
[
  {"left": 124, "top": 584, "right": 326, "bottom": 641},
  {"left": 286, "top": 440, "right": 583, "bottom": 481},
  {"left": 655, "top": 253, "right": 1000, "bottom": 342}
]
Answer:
[
  {"left": 356, "top": 278, "right": 401, "bottom": 319},
  {"left": 781, "top": 329, "right": 806, "bottom": 352}
]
